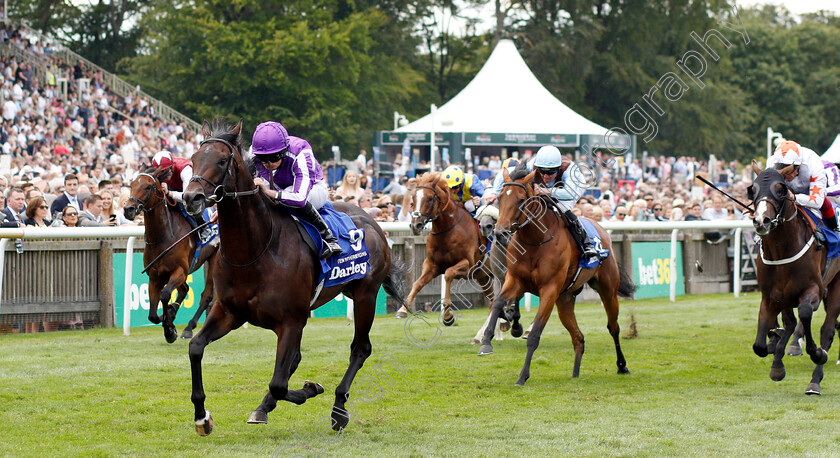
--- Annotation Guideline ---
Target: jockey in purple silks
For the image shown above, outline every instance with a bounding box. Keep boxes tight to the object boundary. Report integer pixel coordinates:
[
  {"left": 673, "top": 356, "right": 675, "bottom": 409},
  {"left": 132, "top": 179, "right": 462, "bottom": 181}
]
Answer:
[{"left": 250, "top": 121, "right": 342, "bottom": 259}]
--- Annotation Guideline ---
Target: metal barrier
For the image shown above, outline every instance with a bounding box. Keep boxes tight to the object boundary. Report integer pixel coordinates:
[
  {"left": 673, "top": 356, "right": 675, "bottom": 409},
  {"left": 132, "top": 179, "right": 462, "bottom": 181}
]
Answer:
[{"left": 0, "top": 220, "right": 753, "bottom": 334}]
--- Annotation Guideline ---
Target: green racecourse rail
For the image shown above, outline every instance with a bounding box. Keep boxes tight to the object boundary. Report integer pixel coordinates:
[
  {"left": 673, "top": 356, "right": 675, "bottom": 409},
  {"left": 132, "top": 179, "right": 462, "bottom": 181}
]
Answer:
[{"left": 0, "top": 220, "right": 754, "bottom": 335}]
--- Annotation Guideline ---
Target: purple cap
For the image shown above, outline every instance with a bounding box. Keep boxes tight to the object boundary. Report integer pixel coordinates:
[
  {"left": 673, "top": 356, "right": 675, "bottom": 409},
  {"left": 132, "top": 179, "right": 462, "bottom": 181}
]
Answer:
[{"left": 251, "top": 121, "right": 289, "bottom": 155}]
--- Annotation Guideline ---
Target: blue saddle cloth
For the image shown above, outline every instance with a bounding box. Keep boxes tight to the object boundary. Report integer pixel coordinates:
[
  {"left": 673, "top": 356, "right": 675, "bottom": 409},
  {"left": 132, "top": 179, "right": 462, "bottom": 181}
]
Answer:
[
  {"left": 579, "top": 219, "right": 610, "bottom": 269},
  {"left": 295, "top": 202, "right": 371, "bottom": 288},
  {"left": 175, "top": 205, "right": 220, "bottom": 271},
  {"left": 803, "top": 206, "right": 840, "bottom": 259}
]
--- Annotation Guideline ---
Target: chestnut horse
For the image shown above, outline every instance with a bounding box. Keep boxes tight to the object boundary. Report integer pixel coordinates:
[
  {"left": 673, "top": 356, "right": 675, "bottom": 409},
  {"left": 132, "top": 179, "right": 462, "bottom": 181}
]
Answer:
[
  {"left": 481, "top": 165, "right": 634, "bottom": 385},
  {"left": 182, "top": 120, "right": 406, "bottom": 435},
  {"left": 748, "top": 164, "right": 840, "bottom": 395},
  {"left": 395, "top": 173, "right": 515, "bottom": 339},
  {"left": 123, "top": 166, "right": 217, "bottom": 343}
]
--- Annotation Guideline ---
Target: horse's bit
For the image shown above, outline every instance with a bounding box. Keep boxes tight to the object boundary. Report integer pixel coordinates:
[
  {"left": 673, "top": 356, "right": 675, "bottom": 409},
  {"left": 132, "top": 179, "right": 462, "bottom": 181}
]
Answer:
[{"left": 128, "top": 173, "right": 166, "bottom": 213}]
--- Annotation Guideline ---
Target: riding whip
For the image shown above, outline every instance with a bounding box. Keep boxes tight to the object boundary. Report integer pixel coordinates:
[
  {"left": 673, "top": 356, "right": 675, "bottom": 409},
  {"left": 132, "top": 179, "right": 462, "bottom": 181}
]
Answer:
[
  {"left": 695, "top": 175, "right": 754, "bottom": 212},
  {"left": 142, "top": 221, "right": 212, "bottom": 274}
]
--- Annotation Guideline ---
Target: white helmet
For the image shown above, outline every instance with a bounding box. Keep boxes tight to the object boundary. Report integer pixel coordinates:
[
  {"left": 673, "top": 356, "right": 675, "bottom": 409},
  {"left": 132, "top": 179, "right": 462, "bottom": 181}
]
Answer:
[{"left": 772, "top": 141, "right": 803, "bottom": 166}]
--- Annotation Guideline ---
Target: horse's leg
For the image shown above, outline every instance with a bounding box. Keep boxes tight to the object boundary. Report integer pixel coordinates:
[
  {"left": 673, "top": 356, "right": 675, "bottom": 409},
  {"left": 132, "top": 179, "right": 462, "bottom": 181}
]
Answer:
[
  {"left": 515, "top": 286, "right": 560, "bottom": 385},
  {"left": 478, "top": 276, "right": 524, "bottom": 356},
  {"left": 147, "top": 276, "right": 164, "bottom": 324},
  {"left": 190, "top": 302, "right": 243, "bottom": 436},
  {"left": 808, "top": 284, "right": 840, "bottom": 395},
  {"left": 753, "top": 297, "right": 774, "bottom": 358},
  {"left": 769, "top": 309, "right": 797, "bottom": 381},
  {"left": 397, "top": 258, "right": 439, "bottom": 318},
  {"left": 441, "top": 259, "right": 471, "bottom": 326},
  {"left": 160, "top": 269, "right": 188, "bottom": 344},
  {"left": 183, "top": 283, "right": 213, "bottom": 340},
  {"left": 593, "top": 279, "right": 629, "bottom": 375},
  {"left": 332, "top": 286, "right": 376, "bottom": 431},
  {"left": 786, "top": 321, "right": 804, "bottom": 356},
  {"left": 798, "top": 289, "right": 828, "bottom": 365}
]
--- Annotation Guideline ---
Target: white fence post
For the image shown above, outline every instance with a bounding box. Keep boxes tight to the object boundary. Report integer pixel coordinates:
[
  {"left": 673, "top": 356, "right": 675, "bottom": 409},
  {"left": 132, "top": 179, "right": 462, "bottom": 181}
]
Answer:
[
  {"left": 670, "top": 229, "right": 678, "bottom": 303},
  {"left": 734, "top": 227, "right": 742, "bottom": 298},
  {"left": 123, "top": 236, "right": 136, "bottom": 336}
]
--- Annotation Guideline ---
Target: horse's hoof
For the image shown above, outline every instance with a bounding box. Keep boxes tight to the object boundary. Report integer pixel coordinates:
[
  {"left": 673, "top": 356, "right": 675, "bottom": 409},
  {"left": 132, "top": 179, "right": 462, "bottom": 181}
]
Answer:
[
  {"left": 304, "top": 380, "right": 325, "bottom": 397},
  {"left": 181, "top": 329, "right": 194, "bottom": 340},
  {"left": 499, "top": 320, "right": 511, "bottom": 332},
  {"left": 195, "top": 411, "right": 214, "bottom": 436},
  {"left": 786, "top": 345, "right": 803, "bottom": 357},
  {"left": 478, "top": 344, "right": 493, "bottom": 356},
  {"left": 247, "top": 410, "right": 268, "bottom": 424},
  {"left": 617, "top": 366, "right": 630, "bottom": 375},
  {"left": 812, "top": 348, "right": 829, "bottom": 366},
  {"left": 769, "top": 366, "right": 786, "bottom": 381},
  {"left": 394, "top": 310, "right": 407, "bottom": 319},
  {"left": 163, "top": 323, "right": 178, "bottom": 344},
  {"left": 149, "top": 314, "right": 162, "bottom": 325},
  {"left": 470, "top": 338, "right": 480, "bottom": 345},
  {"left": 514, "top": 379, "right": 527, "bottom": 386},
  {"left": 511, "top": 322, "right": 523, "bottom": 338},
  {"left": 806, "top": 383, "right": 822, "bottom": 395},
  {"left": 331, "top": 407, "right": 350, "bottom": 431},
  {"left": 442, "top": 312, "right": 455, "bottom": 327}
]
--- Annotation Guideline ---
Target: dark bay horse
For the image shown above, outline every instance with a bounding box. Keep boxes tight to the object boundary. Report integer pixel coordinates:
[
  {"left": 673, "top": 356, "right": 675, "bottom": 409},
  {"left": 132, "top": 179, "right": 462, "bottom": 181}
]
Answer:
[
  {"left": 482, "top": 165, "right": 634, "bottom": 385},
  {"left": 123, "top": 166, "right": 217, "bottom": 343},
  {"left": 182, "top": 120, "right": 406, "bottom": 435},
  {"left": 748, "top": 163, "right": 840, "bottom": 395},
  {"left": 396, "top": 172, "right": 513, "bottom": 339}
]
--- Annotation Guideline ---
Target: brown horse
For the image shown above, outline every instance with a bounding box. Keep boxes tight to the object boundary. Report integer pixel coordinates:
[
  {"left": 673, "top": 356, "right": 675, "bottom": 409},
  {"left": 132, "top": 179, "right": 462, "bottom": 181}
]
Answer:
[
  {"left": 123, "top": 166, "right": 218, "bottom": 343},
  {"left": 481, "top": 164, "right": 634, "bottom": 385},
  {"left": 748, "top": 164, "right": 840, "bottom": 395},
  {"left": 182, "top": 120, "right": 406, "bottom": 435},
  {"left": 395, "top": 173, "right": 514, "bottom": 336}
]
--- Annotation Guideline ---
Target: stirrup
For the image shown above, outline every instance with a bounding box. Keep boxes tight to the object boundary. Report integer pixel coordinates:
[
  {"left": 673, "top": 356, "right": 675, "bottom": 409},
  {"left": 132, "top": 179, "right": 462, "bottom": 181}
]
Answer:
[
  {"left": 320, "top": 239, "right": 342, "bottom": 259},
  {"left": 815, "top": 230, "right": 826, "bottom": 251},
  {"left": 582, "top": 244, "right": 599, "bottom": 259}
]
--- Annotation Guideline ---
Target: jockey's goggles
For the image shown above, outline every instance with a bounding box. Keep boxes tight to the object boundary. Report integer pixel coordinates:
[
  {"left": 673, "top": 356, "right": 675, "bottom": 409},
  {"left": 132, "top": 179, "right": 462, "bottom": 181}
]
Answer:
[
  {"left": 537, "top": 167, "right": 559, "bottom": 175},
  {"left": 257, "top": 149, "right": 287, "bottom": 163}
]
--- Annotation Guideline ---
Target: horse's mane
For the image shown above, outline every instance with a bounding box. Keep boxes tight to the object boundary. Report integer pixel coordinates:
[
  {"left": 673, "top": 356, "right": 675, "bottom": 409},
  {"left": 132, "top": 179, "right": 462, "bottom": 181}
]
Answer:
[
  {"left": 140, "top": 164, "right": 172, "bottom": 183},
  {"left": 509, "top": 161, "right": 531, "bottom": 181},
  {"left": 418, "top": 172, "right": 443, "bottom": 187},
  {"left": 206, "top": 118, "right": 244, "bottom": 151}
]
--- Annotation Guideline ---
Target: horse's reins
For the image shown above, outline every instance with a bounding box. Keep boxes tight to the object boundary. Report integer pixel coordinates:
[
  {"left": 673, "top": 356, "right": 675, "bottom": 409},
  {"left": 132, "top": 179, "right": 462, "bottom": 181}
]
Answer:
[
  {"left": 189, "top": 136, "right": 274, "bottom": 268},
  {"left": 141, "top": 221, "right": 211, "bottom": 274},
  {"left": 754, "top": 191, "right": 814, "bottom": 265}
]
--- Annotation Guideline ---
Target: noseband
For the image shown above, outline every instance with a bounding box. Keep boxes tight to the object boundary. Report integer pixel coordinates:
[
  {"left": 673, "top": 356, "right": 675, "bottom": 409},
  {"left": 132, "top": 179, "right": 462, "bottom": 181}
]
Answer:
[
  {"left": 189, "top": 137, "right": 258, "bottom": 202},
  {"left": 128, "top": 173, "right": 165, "bottom": 213},
  {"left": 500, "top": 181, "right": 535, "bottom": 233},
  {"left": 754, "top": 192, "right": 796, "bottom": 234}
]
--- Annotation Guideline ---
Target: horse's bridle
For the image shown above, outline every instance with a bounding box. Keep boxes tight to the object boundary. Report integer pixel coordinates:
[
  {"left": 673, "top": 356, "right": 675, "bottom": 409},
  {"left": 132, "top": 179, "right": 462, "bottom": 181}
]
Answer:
[
  {"left": 128, "top": 173, "right": 166, "bottom": 213},
  {"left": 754, "top": 190, "right": 796, "bottom": 235},
  {"left": 412, "top": 184, "right": 451, "bottom": 225},
  {"left": 500, "top": 181, "right": 536, "bottom": 233},
  {"left": 189, "top": 137, "right": 259, "bottom": 203}
]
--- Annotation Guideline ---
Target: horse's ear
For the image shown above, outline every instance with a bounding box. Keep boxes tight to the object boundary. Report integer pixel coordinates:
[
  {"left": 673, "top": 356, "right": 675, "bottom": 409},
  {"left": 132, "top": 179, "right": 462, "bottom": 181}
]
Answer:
[
  {"left": 503, "top": 167, "right": 511, "bottom": 182},
  {"left": 779, "top": 164, "right": 795, "bottom": 179},
  {"left": 201, "top": 121, "right": 212, "bottom": 138},
  {"left": 746, "top": 184, "right": 756, "bottom": 202},
  {"left": 751, "top": 160, "right": 763, "bottom": 175},
  {"left": 231, "top": 119, "right": 242, "bottom": 138},
  {"left": 523, "top": 171, "right": 536, "bottom": 183},
  {"left": 156, "top": 166, "right": 172, "bottom": 184}
]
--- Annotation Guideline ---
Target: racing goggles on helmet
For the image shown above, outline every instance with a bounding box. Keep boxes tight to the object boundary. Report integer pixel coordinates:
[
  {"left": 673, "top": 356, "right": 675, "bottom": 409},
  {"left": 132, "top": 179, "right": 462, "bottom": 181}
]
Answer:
[
  {"left": 537, "top": 167, "right": 559, "bottom": 175},
  {"left": 257, "top": 148, "right": 287, "bottom": 163}
]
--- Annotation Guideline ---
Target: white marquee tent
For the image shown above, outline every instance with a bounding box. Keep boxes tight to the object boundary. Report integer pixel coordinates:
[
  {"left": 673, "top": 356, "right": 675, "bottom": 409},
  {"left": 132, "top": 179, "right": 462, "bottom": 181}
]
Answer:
[{"left": 821, "top": 134, "right": 840, "bottom": 163}]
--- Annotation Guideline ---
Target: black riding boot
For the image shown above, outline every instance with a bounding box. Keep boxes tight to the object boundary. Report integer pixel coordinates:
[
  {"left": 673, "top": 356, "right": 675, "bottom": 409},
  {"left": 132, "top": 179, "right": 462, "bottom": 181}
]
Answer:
[
  {"left": 299, "top": 202, "right": 343, "bottom": 259},
  {"left": 564, "top": 210, "right": 599, "bottom": 260},
  {"left": 828, "top": 214, "right": 840, "bottom": 233}
]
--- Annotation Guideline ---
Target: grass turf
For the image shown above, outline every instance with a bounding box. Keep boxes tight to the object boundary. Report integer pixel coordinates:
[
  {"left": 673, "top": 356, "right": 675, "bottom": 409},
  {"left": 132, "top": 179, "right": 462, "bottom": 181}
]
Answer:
[{"left": 2, "top": 292, "right": 840, "bottom": 456}]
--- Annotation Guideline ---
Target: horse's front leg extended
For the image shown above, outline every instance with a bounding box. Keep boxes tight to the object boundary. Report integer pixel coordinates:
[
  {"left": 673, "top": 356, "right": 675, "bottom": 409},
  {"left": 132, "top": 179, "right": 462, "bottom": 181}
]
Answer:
[
  {"left": 799, "top": 290, "right": 828, "bottom": 365},
  {"left": 190, "top": 302, "right": 242, "bottom": 436},
  {"left": 753, "top": 298, "right": 774, "bottom": 358},
  {"left": 160, "top": 269, "right": 188, "bottom": 344},
  {"left": 398, "top": 258, "right": 439, "bottom": 317},
  {"left": 770, "top": 309, "right": 797, "bottom": 381},
  {"left": 479, "top": 275, "right": 524, "bottom": 356}
]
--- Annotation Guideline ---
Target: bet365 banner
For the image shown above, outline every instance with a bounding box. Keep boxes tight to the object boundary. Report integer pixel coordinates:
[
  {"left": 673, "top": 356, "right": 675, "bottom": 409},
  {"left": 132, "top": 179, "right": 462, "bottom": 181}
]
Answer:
[
  {"left": 113, "top": 252, "right": 389, "bottom": 328},
  {"left": 631, "top": 242, "right": 684, "bottom": 299}
]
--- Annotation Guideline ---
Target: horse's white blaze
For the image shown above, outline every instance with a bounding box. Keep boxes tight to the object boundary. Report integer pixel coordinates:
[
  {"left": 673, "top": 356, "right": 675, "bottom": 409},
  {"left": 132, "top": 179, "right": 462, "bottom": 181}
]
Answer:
[
  {"left": 415, "top": 190, "right": 424, "bottom": 212},
  {"left": 506, "top": 189, "right": 512, "bottom": 196},
  {"left": 755, "top": 200, "right": 770, "bottom": 221}
]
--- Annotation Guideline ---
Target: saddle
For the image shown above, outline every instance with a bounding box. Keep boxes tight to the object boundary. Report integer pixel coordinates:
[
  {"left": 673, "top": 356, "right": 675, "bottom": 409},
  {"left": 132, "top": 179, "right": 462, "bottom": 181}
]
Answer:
[{"left": 796, "top": 206, "right": 825, "bottom": 251}]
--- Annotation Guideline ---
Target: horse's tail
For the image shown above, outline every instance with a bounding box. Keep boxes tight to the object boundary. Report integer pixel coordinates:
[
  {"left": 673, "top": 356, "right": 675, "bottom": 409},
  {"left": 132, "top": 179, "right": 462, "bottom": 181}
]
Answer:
[
  {"left": 617, "top": 263, "right": 636, "bottom": 298},
  {"left": 383, "top": 257, "right": 409, "bottom": 308}
]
